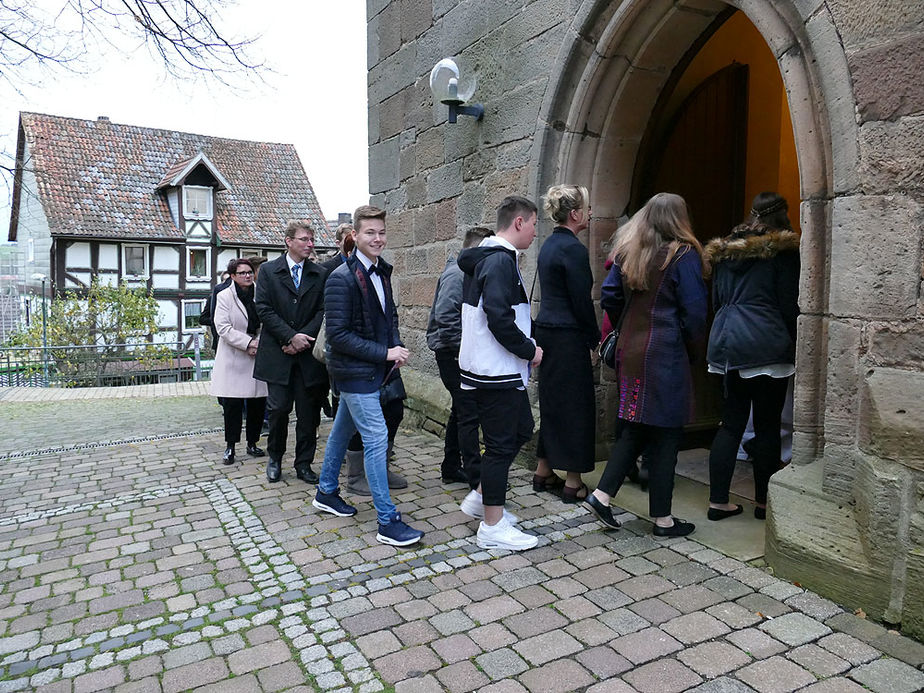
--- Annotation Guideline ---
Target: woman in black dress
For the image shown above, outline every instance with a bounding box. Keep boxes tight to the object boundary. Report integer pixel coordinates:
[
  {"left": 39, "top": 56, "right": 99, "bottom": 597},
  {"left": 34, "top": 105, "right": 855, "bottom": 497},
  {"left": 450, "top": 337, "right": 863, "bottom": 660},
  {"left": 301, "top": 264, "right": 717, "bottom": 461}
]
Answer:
[{"left": 533, "top": 184, "right": 601, "bottom": 503}]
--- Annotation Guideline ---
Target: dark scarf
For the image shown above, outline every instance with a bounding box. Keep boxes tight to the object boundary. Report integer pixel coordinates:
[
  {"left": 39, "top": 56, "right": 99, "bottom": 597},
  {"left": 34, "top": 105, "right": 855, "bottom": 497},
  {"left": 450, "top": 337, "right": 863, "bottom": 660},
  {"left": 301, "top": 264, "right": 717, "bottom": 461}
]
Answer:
[{"left": 235, "top": 284, "right": 260, "bottom": 336}]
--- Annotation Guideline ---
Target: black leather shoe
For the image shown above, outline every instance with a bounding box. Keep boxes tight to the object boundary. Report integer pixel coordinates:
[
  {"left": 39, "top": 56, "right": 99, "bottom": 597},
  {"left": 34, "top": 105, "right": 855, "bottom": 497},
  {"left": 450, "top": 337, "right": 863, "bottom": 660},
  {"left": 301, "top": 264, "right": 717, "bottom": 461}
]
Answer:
[
  {"left": 246, "top": 444, "right": 266, "bottom": 457},
  {"left": 707, "top": 504, "right": 743, "bottom": 521},
  {"left": 754, "top": 506, "right": 767, "bottom": 520},
  {"left": 585, "top": 494, "right": 620, "bottom": 530},
  {"left": 295, "top": 466, "right": 319, "bottom": 485},
  {"left": 441, "top": 467, "right": 468, "bottom": 485},
  {"left": 266, "top": 458, "right": 281, "bottom": 483},
  {"left": 222, "top": 446, "right": 235, "bottom": 465},
  {"left": 653, "top": 519, "right": 695, "bottom": 537}
]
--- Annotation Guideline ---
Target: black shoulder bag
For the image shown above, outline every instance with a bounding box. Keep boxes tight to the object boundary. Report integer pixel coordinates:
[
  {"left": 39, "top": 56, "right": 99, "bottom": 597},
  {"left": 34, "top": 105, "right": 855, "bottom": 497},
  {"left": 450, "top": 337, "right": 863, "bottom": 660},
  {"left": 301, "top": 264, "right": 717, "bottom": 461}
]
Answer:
[{"left": 598, "top": 292, "right": 632, "bottom": 369}]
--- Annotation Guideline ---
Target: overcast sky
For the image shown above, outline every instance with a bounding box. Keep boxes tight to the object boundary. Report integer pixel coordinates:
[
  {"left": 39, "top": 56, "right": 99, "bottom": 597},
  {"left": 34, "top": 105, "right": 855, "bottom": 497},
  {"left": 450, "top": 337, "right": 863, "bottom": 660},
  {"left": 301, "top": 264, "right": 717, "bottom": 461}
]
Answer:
[{"left": 0, "top": 1, "right": 369, "bottom": 232}]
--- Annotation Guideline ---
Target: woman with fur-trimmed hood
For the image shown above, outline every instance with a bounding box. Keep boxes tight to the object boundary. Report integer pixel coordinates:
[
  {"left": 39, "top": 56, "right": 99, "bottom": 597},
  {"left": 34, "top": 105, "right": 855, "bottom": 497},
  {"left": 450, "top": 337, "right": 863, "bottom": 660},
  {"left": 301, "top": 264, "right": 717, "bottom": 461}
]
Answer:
[{"left": 704, "top": 192, "right": 800, "bottom": 523}]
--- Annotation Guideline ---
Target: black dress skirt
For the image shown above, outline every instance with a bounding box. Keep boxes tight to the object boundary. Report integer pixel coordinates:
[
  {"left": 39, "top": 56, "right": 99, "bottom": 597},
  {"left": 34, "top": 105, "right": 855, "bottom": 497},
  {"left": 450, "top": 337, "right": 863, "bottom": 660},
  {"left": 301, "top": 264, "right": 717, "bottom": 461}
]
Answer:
[{"left": 536, "top": 325, "right": 596, "bottom": 473}]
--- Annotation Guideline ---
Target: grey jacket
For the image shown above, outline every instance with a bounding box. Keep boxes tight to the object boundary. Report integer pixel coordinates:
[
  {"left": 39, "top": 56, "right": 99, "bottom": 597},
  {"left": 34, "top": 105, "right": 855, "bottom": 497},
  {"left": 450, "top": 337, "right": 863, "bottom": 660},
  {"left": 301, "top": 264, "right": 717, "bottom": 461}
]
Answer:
[{"left": 426, "top": 257, "right": 463, "bottom": 352}]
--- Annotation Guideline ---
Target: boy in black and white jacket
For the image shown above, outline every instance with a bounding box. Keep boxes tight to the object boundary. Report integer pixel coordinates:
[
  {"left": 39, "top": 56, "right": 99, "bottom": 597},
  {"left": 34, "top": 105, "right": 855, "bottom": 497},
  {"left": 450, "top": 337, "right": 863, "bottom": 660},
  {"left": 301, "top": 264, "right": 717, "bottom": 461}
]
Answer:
[{"left": 456, "top": 195, "right": 544, "bottom": 551}]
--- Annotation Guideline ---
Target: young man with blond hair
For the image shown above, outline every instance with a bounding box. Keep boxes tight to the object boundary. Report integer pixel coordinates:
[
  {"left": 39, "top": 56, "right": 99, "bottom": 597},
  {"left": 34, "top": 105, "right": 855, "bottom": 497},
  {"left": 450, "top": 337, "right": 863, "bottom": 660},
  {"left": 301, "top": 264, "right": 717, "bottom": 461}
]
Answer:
[{"left": 313, "top": 206, "right": 424, "bottom": 547}]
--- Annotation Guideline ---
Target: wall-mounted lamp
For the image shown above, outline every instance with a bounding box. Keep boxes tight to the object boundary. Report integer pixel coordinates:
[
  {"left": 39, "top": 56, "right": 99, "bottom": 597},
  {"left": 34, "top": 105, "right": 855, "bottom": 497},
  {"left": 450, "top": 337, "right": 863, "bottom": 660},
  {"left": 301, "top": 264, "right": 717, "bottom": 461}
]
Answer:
[{"left": 429, "top": 58, "right": 483, "bottom": 124}]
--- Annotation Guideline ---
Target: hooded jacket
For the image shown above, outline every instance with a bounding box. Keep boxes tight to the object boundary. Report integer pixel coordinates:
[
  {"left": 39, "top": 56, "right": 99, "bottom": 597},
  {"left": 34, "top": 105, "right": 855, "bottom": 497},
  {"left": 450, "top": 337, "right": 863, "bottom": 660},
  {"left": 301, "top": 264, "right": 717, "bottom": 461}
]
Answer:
[
  {"left": 425, "top": 256, "right": 463, "bottom": 352},
  {"left": 457, "top": 238, "right": 536, "bottom": 389},
  {"left": 704, "top": 227, "right": 801, "bottom": 372}
]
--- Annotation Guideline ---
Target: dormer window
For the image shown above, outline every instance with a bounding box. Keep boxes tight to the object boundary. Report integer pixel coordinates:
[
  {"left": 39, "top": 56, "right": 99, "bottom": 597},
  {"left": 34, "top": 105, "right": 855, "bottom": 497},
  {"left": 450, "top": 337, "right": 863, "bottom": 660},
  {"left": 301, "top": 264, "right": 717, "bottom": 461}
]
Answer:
[{"left": 183, "top": 185, "right": 213, "bottom": 220}]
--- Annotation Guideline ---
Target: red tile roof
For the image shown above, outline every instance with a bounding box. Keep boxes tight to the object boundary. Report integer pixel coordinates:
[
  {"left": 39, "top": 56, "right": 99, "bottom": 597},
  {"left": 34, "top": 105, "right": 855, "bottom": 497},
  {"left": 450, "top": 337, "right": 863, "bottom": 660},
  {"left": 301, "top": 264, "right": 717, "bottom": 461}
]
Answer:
[{"left": 16, "top": 112, "right": 333, "bottom": 247}]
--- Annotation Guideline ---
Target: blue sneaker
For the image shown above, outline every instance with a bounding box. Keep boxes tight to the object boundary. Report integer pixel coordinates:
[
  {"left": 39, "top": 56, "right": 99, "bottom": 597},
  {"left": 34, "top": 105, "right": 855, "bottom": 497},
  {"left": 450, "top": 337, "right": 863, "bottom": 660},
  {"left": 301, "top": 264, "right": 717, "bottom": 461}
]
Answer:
[
  {"left": 312, "top": 489, "right": 357, "bottom": 517},
  {"left": 376, "top": 513, "right": 424, "bottom": 547}
]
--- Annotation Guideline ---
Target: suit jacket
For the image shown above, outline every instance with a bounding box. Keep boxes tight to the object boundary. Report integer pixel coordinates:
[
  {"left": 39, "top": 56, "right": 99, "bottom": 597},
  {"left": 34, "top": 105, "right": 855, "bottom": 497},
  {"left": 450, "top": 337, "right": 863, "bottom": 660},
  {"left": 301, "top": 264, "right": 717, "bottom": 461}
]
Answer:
[
  {"left": 209, "top": 285, "right": 268, "bottom": 399},
  {"left": 253, "top": 254, "right": 328, "bottom": 386}
]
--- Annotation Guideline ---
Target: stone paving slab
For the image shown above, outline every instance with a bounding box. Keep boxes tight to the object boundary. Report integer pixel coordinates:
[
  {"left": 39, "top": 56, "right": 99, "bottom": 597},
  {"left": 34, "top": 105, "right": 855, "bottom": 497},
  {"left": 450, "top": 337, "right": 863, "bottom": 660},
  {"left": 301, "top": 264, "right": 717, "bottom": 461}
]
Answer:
[{"left": 0, "top": 390, "right": 922, "bottom": 692}]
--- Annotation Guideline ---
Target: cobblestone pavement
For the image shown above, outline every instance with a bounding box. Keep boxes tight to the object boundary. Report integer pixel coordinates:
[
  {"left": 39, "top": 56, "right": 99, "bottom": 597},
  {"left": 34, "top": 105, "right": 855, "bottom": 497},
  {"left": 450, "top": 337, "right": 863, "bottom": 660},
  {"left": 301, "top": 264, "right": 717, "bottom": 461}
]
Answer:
[{"left": 1, "top": 389, "right": 923, "bottom": 693}]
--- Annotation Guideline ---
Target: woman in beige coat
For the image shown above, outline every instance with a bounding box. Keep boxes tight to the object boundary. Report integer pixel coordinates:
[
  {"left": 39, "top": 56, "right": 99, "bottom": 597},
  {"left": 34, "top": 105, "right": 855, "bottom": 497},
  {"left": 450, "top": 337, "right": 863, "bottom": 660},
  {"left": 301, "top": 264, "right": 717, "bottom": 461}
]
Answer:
[{"left": 210, "top": 257, "right": 268, "bottom": 465}]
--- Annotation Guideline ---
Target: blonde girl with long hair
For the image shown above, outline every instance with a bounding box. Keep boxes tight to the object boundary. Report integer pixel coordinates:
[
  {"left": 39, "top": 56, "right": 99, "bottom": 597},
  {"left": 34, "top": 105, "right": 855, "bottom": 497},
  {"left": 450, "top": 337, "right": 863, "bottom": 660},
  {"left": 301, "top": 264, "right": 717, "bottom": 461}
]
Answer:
[{"left": 584, "top": 192, "right": 708, "bottom": 537}]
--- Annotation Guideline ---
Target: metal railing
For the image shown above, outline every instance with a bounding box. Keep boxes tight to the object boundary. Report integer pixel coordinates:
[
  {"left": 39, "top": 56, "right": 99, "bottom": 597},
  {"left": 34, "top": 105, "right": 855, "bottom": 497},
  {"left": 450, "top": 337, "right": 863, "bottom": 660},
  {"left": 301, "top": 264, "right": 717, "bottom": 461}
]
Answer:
[{"left": 0, "top": 339, "right": 211, "bottom": 388}]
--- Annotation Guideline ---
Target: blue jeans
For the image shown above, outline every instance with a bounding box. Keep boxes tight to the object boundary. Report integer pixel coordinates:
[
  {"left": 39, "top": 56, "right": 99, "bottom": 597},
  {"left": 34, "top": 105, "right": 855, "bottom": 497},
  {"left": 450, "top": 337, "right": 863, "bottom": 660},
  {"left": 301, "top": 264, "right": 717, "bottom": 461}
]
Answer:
[{"left": 318, "top": 390, "right": 396, "bottom": 525}]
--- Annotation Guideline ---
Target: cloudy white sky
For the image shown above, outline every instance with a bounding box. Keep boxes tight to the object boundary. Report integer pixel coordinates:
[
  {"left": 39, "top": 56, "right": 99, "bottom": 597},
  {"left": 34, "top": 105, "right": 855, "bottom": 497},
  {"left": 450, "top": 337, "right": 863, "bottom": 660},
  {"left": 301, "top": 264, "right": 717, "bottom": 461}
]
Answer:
[{"left": 0, "top": 1, "right": 369, "bottom": 230}]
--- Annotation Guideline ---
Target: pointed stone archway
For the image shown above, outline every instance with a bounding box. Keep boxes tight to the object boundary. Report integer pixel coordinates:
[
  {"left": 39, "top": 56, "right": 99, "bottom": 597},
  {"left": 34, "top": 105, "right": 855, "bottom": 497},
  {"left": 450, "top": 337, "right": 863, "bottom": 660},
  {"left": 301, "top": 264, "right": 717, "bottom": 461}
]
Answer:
[{"left": 527, "top": 0, "right": 924, "bottom": 633}]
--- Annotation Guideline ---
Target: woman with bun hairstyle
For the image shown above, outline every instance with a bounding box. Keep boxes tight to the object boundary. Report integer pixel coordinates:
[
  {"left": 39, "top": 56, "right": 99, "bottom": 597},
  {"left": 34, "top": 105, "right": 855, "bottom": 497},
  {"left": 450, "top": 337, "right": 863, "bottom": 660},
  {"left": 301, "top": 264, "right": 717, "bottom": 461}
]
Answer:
[
  {"left": 704, "top": 192, "right": 800, "bottom": 521},
  {"left": 533, "top": 184, "right": 601, "bottom": 503},
  {"left": 584, "top": 192, "right": 708, "bottom": 537}
]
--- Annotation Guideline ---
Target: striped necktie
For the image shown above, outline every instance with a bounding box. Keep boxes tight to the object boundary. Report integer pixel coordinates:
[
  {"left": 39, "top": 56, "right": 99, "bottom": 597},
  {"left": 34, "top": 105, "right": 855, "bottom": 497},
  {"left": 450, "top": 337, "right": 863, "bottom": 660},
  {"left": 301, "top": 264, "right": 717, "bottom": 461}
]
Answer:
[{"left": 291, "top": 263, "right": 300, "bottom": 289}]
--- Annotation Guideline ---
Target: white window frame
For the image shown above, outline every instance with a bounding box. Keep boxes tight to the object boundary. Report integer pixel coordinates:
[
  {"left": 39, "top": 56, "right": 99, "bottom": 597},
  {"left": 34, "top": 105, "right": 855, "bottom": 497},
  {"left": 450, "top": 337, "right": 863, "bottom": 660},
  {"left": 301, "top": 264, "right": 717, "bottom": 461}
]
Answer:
[
  {"left": 183, "top": 185, "right": 213, "bottom": 220},
  {"left": 186, "top": 245, "right": 211, "bottom": 281},
  {"left": 181, "top": 299, "right": 206, "bottom": 333},
  {"left": 122, "top": 244, "right": 149, "bottom": 279}
]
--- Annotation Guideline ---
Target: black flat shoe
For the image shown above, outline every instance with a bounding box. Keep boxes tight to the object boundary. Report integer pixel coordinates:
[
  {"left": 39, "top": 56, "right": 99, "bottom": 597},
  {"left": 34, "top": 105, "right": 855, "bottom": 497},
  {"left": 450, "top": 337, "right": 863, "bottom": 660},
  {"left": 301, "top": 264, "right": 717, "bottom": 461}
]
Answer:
[
  {"left": 295, "top": 466, "right": 319, "bottom": 484},
  {"left": 707, "top": 505, "right": 743, "bottom": 521},
  {"left": 585, "top": 495, "right": 620, "bottom": 530},
  {"left": 653, "top": 519, "right": 695, "bottom": 537},
  {"left": 441, "top": 467, "right": 468, "bottom": 485},
  {"left": 246, "top": 444, "right": 266, "bottom": 457},
  {"left": 532, "top": 472, "right": 565, "bottom": 493},
  {"left": 266, "top": 458, "right": 281, "bottom": 482},
  {"left": 222, "top": 446, "right": 235, "bottom": 465}
]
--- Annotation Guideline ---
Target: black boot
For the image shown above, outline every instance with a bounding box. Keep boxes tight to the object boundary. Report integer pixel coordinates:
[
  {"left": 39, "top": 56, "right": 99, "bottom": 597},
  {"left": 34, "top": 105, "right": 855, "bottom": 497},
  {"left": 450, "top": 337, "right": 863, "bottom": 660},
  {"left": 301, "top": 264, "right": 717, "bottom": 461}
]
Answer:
[{"left": 222, "top": 445, "right": 235, "bottom": 465}]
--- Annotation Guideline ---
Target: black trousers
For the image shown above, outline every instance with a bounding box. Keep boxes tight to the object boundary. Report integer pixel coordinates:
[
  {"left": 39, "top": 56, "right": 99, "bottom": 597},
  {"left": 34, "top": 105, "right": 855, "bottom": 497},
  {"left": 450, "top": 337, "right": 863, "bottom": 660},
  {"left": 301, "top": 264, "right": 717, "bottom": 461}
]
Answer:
[
  {"left": 709, "top": 372, "right": 789, "bottom": 505},
  {"left": 598, "top": 421, "right": 683, "bottom": 518},
  {"left": 222, "top": 397, "right": 266, "bottom": 445},
  {"left": 436, "top": 349, "right": 481, "bottom": 489},
  {"left": 475, "top": 388, "right": 533, "bottom": 506},
  {"left": 266, "top": 363, "right": 328, "bottom": 470}
]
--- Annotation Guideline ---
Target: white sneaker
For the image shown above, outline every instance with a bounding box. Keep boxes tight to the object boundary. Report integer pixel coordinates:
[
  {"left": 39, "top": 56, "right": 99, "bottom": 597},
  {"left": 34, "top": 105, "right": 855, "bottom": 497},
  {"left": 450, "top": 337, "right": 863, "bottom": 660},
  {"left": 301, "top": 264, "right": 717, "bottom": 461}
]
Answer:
[
  {"left": 459, "top": 490, "right": 519, "bottom": 523},
  {"left": 476, "top": 517, "right": 538, "bottom": 551}
]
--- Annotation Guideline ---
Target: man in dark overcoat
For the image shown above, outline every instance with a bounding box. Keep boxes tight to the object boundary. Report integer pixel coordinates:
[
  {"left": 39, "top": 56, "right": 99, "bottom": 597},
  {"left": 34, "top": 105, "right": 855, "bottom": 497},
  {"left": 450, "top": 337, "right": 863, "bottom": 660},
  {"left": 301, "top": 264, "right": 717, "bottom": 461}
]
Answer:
[{"left": 254, "top": 219, "right": 329, "bottom": 484}]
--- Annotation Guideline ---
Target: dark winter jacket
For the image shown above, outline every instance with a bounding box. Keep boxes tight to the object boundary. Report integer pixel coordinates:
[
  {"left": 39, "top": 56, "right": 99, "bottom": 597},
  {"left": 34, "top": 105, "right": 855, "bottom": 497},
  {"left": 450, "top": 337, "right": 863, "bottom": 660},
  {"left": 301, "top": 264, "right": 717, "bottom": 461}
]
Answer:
[
  {"left": 602, "top": 246, "right": 708, "bottom": 427},
  {"left": 535, "top": 227, "right": 600, "bottom": 348},
  {"left": 426, "top": 256, "right": 463, "bottom": 352},
  {"left": 324, "top": 253, "right": 402, "bottom": 393},
  {"left": 457, "top": 238, "right": 536, "bottom": 389},
  {"left": 253, "top": 255, "right": 328, "bottom": 387},
  {"left": 704, "top": 227, "right": 800, "bottom": 372}
]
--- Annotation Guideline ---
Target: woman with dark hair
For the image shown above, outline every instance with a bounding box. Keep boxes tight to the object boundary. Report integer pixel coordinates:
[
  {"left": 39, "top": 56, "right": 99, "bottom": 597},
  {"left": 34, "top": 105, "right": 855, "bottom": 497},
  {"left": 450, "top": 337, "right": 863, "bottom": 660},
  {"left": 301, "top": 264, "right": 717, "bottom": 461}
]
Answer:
[
  {"left": 584, "top": 192, "right": 709, "bottom": 537},
  {"left": 533, "top": 184, "right": 600, "bottom": 503},
  {"left": 209, "top": 257, "right": 268, "bottom": 465},
  {"left": 704, "top": 192, "right": 800, "bottom": 521}
]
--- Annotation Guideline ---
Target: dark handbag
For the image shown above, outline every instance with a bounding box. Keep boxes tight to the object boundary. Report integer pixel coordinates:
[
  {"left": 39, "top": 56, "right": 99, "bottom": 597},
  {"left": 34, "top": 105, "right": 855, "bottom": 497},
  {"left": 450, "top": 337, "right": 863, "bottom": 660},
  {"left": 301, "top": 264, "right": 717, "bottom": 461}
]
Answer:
[
  {"left": 380, "top": 368, "right": 407, "bottom": 405},
  {"left": 598, "top": 292, "right": 632, "bottom": 370}
]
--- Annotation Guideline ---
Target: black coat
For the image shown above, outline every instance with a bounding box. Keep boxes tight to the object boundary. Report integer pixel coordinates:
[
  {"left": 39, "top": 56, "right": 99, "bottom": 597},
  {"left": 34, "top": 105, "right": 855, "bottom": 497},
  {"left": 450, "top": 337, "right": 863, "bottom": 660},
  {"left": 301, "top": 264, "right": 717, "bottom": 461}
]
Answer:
[
  {"left": 534, "top": 227, "right": 600, "bottom": 348},
  {"left": 324, "top": 254, "right": 402, "bottom": 392},
  {"left": 253, "top": 254, "right": 328, "bottom": 386},
  {"left": 704, "top": 227, "right": 800, "bottom": 371}
]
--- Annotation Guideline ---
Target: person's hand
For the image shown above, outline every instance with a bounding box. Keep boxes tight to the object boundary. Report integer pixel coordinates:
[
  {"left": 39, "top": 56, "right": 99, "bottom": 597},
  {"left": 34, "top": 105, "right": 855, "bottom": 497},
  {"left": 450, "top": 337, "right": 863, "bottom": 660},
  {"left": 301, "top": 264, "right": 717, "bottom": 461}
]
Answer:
[
  {"left": 289, "top": 333, "right": 312, "bottom": 352},
  {"left": 246, "top": 339, "right": 259, "bottom": 357},
  {"left": 281, "top": 344, "right": 298, "bottom": 355},
  {"left": 530, "top": 345, "right": 543, "bottom": 367},
  {"left": 387, "top": 346, "right": 410, "bottom": 366}
]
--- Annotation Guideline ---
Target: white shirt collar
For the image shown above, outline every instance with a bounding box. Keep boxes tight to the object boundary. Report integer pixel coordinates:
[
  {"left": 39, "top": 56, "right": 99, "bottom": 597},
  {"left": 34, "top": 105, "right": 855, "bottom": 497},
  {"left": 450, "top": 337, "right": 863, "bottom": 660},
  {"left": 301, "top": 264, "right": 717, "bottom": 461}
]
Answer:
[
  {"left": 285, "top": 253, "right": 303, "bottom": 272},
  {"left": 355, "top": 250, "right": 378, "bottom": 272}
]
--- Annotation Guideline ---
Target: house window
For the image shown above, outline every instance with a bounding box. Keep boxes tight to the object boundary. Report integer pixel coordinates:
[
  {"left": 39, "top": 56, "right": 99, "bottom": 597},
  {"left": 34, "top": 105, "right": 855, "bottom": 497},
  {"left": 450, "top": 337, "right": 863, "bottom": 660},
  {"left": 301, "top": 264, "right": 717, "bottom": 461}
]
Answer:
[
  {"left": 187, "top": 247, "right": 210, "bottom": 280},
  {"left": 183, "top": 185, "right": 213, "bottom": 220},
  {"left": 123, "top": 244, "right": 148, "bottom": 278},
  {"left": 182, "top": 300, "right": 205, "bottom": 331}
]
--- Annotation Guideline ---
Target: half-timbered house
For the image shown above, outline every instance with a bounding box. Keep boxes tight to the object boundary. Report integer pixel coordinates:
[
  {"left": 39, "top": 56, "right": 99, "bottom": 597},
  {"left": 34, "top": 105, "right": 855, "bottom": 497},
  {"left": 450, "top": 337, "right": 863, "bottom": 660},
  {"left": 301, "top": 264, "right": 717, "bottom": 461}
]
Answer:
[{"left": 7, "top": 112, "right": 334, "bottom": 346}]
